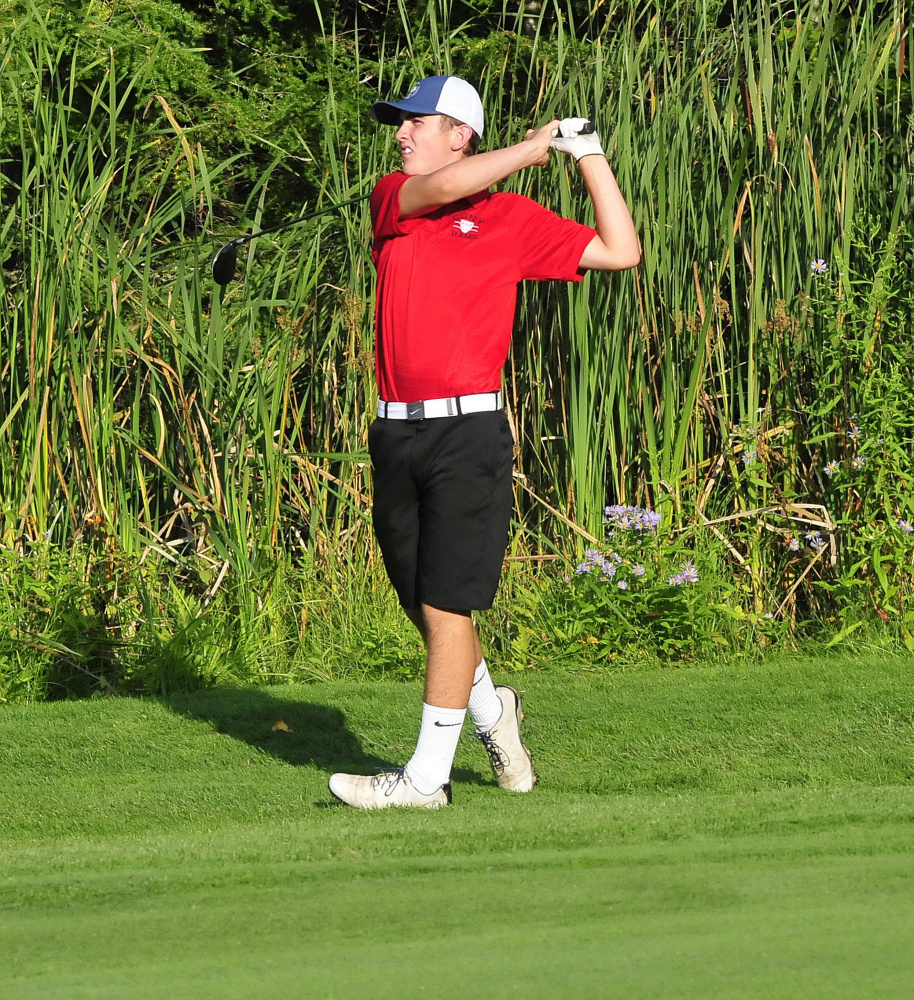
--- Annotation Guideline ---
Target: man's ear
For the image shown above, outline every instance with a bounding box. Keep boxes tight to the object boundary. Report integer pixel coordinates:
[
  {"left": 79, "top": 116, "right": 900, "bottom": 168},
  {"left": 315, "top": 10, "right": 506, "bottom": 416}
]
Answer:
[{"left": 450, "top": 124, "right": 474, "bottom": 154}]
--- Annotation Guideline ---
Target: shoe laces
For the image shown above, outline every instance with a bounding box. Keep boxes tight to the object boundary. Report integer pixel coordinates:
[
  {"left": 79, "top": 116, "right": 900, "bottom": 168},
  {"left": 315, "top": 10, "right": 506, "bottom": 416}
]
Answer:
[
  {"left": 474, "top": 729, "right": 508, "bottom": 775},
  {"left": 372, "top": 767, "right": 408, "bottom": 797}
]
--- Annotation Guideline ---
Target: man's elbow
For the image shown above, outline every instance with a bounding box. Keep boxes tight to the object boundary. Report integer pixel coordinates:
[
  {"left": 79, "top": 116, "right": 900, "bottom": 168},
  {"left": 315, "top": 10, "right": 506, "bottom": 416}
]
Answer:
[
  {"left": 580, "top": 238, "right": 641, "bottom": 272},
  {"left": 609, "top": 233, "right": 642, "bottom": 270},
  {"left": 619, "top": 247, "right": 642, "bottom": 270},
  {"left": 432, "top": 171, "right": 463, "bottom": 203}
]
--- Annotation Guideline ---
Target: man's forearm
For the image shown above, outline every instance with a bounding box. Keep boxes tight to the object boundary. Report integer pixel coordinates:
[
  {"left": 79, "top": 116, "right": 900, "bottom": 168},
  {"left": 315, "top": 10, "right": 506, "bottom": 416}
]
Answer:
[
  {"left": 577, "top": 155, "right": 641, "bottom": 271},
  {"left": 399, "top": 123, "right": 556, "bottom": 218}
]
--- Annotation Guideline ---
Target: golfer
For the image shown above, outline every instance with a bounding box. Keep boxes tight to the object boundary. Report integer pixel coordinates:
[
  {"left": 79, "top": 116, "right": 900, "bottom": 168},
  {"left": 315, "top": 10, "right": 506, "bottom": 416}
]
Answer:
[{"left": 329, "top": 75, "right": 640, "bottom": 808}]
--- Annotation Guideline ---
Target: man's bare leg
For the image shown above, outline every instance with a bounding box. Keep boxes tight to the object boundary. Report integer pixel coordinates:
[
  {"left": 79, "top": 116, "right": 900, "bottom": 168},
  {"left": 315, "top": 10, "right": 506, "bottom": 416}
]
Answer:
[
  {"left": 366, "top": 604, "right": 473, "bottom": 795},
  {"left": 405, "top": 604, "right": 480, "bottom": 708},
  {"left": 326, "top": 604, "right": 474, "bottom": 807},
  {"left": 405, "top": 604, "right": 536, "bottom": 792},
  {"left": 326, "top": 603, "right": 534, "bottom": 805}
]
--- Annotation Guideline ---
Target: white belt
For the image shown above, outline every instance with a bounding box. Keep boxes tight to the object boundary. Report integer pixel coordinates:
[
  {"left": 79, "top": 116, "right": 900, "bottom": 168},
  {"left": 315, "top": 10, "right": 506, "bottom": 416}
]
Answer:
[{"left": 377, "top": 391, "right": 502, "bottom": 421}]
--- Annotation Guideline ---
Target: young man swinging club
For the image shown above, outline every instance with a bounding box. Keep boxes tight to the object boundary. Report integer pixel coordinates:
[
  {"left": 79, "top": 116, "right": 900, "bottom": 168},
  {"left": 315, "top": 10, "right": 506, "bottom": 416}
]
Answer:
[{"left": 329, "top": 75, "right": 640, "bottom": 808}]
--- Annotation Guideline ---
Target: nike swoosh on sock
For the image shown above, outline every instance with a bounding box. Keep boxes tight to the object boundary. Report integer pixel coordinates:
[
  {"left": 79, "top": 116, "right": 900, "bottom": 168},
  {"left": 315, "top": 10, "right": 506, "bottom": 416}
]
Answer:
[{"left": 433, "top": 721, "right": 463, "bottom": 727}]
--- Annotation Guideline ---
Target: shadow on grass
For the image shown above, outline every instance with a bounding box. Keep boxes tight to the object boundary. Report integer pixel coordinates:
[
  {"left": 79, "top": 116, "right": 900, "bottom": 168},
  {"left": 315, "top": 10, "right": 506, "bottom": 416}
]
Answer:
[
  {"left": 164, "top": 687, "right": 492, "bottom": 788},
  {"left": 164, "top": 687, "right": 388, "bottom": 775}
]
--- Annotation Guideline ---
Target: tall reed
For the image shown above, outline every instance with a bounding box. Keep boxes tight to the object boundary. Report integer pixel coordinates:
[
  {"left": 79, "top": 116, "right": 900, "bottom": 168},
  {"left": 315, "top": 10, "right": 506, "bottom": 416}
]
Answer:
[
  {"left": 497, "top": 0, "right": 911, "bottom": 533},
  {"left": 1, "top": 1, "right": 911, "bottom": 699},
  {"left": 3, "top": 0, "right": 909, "bottom": 551}
]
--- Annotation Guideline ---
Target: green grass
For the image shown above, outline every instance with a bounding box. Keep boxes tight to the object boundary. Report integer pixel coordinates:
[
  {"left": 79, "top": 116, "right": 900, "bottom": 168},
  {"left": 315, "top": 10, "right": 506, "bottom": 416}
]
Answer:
[{"left": 2, "top": 655, "right": 913, "bottom": 998}]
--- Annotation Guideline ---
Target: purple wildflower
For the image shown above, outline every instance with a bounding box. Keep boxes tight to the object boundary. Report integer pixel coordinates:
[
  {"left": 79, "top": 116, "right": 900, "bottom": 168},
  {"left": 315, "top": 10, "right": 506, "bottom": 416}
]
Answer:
[
  {"left": 805, "top": 530, "right": 827, "bottom": 553},
  {"left": 603, "top": 505, "right": 661, "bottom": 535},
  {"left": 574, "top": 548, "right": 603, "bottom": 574},
  {"left": 669, "top": 561, "right": 699, "bottom": 586}
]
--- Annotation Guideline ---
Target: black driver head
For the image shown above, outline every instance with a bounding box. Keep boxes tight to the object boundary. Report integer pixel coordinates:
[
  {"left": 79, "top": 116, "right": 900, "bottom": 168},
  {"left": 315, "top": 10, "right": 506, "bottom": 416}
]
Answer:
[{"left": 211, "top": 241, "right": 240, "bottom": 286}]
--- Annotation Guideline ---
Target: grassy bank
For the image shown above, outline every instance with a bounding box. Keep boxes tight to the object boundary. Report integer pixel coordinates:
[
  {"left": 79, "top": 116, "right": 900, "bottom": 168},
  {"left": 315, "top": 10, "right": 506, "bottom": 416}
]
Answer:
[{"left": 2, "top": 654, "right": 912, "bottom": 997}]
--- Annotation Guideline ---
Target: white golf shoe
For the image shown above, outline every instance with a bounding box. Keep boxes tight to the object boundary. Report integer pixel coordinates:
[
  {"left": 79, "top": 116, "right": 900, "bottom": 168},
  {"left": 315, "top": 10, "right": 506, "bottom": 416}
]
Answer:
[
  {"left": 475, "top": 685, "right": 538, "bottom": 792},
  {"left": 328, "top": 768, "right": 452, "bottom": 809}
]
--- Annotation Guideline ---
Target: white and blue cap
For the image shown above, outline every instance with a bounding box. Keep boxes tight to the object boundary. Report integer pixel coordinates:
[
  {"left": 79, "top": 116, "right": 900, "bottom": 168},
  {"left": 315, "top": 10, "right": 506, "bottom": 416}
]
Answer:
[{"left": 370, "top": 75, "right": 484, "bottom": 137}]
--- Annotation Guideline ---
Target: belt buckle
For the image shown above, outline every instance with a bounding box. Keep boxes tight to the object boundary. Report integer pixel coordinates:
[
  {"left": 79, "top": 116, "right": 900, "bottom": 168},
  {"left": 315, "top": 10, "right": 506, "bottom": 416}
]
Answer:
[{"left": 406, "top": 401, "right": 425, "bottom": 421}]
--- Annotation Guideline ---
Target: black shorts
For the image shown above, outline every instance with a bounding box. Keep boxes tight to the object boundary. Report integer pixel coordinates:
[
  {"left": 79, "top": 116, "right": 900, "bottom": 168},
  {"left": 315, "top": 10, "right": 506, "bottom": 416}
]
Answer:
[{"left": 368, "top": 411, "right": 514, "bottom": 611}]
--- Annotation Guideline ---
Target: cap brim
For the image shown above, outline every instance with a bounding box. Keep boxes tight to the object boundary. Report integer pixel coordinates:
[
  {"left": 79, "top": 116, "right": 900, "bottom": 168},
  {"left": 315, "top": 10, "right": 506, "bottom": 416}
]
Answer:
[
  {"left": 370, "top": 99, "right": 444, "bottom": 126},
  {"left": 370, "top": 101, "right": 403, "bottom": 125}
]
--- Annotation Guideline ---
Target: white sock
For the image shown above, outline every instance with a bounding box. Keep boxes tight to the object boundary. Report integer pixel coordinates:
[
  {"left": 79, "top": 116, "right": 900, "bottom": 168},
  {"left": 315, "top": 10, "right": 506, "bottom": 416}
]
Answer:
[
  {"left": 467, "top": 659, "right": 503, "bottom": 733},
  {"left": 404, "top": 703, "right": 466, "bottom": 795}
]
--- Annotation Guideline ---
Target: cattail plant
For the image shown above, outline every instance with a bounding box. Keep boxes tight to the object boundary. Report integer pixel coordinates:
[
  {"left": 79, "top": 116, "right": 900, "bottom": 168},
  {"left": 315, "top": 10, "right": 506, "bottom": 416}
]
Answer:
[{"left": 1, "top": 0, "right": 911, "bottom": 697}]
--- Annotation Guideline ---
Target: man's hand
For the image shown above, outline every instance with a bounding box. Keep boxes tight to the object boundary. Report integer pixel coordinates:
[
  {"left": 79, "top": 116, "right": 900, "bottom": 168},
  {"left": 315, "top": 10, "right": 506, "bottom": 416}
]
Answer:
[
  {"left": 523, "top": 120, "right": 560, "bottom": 166},
  {"left": 550, "top": 118, "right": 605, "bottom": 161}
]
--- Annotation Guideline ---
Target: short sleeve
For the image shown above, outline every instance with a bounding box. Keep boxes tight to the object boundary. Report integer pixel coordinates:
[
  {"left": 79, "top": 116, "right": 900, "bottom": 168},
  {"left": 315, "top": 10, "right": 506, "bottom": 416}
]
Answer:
[
  {"left": 513, "top": 198, "right": 597, "bottom": 283},
  {"left": 370, "top": 173, "right": 409, "bottom": 262}
]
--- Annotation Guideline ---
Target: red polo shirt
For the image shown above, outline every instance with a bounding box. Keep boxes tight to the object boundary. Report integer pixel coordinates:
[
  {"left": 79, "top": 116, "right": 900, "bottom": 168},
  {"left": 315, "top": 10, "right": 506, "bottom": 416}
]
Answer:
[{"left": 371, "top": 171, "right": 596, "bottom": 402}]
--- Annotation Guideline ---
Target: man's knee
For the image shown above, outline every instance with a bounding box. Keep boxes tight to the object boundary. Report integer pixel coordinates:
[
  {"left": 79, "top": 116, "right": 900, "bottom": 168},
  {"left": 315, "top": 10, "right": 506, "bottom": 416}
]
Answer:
[
  {"left": 420, "top": 604, "right": 475, "bottom": 643},
  {"left": 421, "top": 604, "right": 473, "bottom": 621}
]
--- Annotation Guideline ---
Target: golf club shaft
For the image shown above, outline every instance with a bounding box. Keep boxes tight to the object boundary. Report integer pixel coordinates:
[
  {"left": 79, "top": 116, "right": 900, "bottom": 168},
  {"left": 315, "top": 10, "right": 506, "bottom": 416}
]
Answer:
[
  {"left": 232, "top": 191, "right": 371, "bottom": 249},
  {"left": 212, "top": 190, "right": 372, "bottom": 284}
]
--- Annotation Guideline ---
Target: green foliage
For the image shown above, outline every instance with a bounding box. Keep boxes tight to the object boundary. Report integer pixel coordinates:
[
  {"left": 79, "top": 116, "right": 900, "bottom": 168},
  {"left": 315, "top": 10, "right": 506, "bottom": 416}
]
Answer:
[
  {"left": 0, "top": 537, "right": 223, "bottom": 701},
  {"left": 493, "top": 507, "right": 738, "bottom": 668},
  {"left": 564, "top": 531, "right": 725, "bottom": 661},
  {"left": 687, "top": 220, "right": 914, "bottom": 636},
  {"left": 0, "top": 1, "right": 209, "bottom": 161},
  {"left": 798, "top": 222, "right": 914, "bottom": 642},
  {"left": 0, "top": 536, "right": 429, "bottom": 702},
  {"left": 0, "top": 536, "right": 107, "bottom": 702},
  {"left": 2, "top": 1, "right": 914, "bottom": 700}
]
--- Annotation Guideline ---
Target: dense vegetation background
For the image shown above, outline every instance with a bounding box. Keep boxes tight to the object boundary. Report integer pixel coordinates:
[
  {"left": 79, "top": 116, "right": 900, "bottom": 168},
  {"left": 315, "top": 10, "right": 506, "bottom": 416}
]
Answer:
[{"left": 1, "top": 0, "right": 912, "bottom": 700}]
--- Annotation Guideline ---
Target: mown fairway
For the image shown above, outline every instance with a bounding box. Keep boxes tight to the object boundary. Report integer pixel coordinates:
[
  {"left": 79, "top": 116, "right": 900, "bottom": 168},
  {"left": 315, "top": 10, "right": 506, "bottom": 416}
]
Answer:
[{"left": 2, "top": 655, "right": 913, "bottom": 999}]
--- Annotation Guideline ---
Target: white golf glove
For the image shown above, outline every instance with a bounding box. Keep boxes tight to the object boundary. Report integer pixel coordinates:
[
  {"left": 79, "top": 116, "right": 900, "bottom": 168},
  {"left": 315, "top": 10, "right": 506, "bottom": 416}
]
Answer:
[{"left": 550, "top": 117, "right": 604, "bottom": 160}]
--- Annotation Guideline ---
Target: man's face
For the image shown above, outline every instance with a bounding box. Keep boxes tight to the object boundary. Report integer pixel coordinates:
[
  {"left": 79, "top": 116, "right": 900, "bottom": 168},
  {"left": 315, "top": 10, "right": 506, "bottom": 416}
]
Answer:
[{"left": 395, "top": 113, "right": 463, "bottom": 175}]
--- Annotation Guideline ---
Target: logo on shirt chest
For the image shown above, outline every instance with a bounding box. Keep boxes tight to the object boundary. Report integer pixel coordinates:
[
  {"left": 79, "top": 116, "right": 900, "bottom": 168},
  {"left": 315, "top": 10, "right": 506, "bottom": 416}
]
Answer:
[{"left": 451, "top": 214, "right": 482, "bottom": 239}]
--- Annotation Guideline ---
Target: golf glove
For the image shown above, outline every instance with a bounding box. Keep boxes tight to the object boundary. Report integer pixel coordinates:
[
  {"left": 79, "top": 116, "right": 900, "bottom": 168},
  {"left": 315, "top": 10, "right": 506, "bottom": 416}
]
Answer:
[{"left": 550, "top": 118, "right": 604, "bottom": 160}]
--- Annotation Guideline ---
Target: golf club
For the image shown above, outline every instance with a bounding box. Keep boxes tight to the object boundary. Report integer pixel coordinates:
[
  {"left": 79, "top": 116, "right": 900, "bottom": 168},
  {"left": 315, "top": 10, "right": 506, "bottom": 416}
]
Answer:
[
  {"left": 212, "top": 121, "right": 595, "bottom": 285},
  {"left": 211, "top": 191, "right": 371, "bottom": 285}
]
